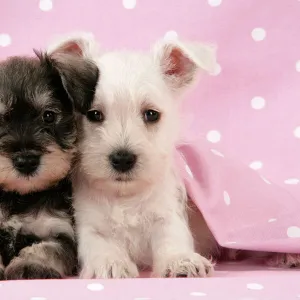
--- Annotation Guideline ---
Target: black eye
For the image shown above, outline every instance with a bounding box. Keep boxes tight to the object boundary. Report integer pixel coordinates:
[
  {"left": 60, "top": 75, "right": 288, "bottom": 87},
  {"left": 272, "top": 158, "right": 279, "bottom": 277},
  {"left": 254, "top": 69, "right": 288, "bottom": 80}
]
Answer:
[
  {"left": 143, "top": 109, "right": 160, "bottom": 123},
  {"left": 86, "top": 110, "right": 104, "bottom": 123},
  {"left": 3, "top": 112, "right": 11, "bottom": 122},
  {"left": 43, "top": 111, "right": 56, "bottom": 124}
]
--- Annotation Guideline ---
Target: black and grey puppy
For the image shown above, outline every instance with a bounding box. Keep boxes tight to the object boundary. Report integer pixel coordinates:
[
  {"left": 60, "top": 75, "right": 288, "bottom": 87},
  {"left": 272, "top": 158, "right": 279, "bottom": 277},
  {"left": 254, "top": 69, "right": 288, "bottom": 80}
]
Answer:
[{"left": 0, "top": 49, "right": 99, "bottom": 280}]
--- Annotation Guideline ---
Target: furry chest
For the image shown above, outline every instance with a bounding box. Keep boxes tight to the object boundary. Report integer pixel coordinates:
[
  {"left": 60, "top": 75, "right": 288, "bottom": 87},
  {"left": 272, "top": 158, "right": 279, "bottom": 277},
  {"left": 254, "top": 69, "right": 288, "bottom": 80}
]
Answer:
[
  {"left": 107, "top": 204, "right": 150, "bottom": 236},
  {"left": 95, "top": 202, "right": 154, "bottom": 263}
]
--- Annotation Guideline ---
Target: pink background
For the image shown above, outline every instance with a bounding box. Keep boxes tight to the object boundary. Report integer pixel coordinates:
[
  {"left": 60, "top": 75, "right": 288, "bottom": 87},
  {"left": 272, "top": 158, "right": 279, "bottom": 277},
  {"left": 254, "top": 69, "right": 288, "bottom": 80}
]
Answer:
[{"left": 1, "top": 0, "right": 300, "bottom": 299}]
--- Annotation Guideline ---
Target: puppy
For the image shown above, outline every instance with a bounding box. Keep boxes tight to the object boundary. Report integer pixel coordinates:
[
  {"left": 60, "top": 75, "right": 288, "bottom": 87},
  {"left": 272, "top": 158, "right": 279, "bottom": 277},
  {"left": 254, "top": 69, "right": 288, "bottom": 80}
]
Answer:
[
  {"left": 0, "top": 47, "right": 99, "bottom": 279},
  {"left": 49, "top": 34, "right": 218, "bottom": 278}
]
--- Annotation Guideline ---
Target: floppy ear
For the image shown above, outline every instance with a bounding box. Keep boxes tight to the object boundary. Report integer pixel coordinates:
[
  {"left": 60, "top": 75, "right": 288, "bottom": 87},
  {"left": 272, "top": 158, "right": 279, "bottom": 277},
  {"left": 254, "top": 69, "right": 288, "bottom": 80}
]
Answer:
[
  {"left": 153, "top": 39, "right": 217, "bottom": 95},
  {"left": 49, "top": 53, "right": 99, "bottom": 114},
  {"left": 42, "top": 32, "right": 100, "bottom": 113}
]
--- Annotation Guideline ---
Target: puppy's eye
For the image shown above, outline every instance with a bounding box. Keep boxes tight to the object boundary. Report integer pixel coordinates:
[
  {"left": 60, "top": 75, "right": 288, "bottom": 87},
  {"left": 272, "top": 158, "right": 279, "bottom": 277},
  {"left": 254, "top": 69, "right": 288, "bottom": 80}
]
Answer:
[
  {"left": 87, "top": 110, "right": 104, "bottom": 123},
  {"left": 43, "top": 111, "right": 56, "bottom": 124},
  {"left": 3, "top": 112, "right": 11, "bottom": 122},
  {"left": 143, "top": 109, "right": 160, "bottom": 123}
]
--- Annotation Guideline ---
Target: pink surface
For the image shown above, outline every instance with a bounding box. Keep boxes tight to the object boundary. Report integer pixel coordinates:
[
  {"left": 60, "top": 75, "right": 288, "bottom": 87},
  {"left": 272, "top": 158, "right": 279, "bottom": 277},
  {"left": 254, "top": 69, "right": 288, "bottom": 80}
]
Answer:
[
  {"left": 1, "top": 262, "right": 300, "bottom": 299},
  {"left": 0, "top": 0, "right": 300, "bottom": 253},
  {"left": 1, "top": 0, "right": 300, "bottom": 297}
]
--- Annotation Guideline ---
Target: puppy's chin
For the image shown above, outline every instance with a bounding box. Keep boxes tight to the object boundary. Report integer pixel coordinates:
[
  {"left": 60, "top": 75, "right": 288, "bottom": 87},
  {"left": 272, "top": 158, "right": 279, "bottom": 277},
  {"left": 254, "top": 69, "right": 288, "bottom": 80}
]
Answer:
[
  {"left": 0, "top": 145, "right": 74, "bottom": 195},
  {"left": 89, "top": 176, "right": 153, "bottom": 198},
  {"left": 1, "top": 175, "right": 63, "bottom": 195}
]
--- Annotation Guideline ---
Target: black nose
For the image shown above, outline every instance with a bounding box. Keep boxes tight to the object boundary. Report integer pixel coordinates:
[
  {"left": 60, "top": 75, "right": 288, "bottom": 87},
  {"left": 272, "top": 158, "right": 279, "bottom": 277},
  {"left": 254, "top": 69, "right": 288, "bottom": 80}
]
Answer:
[
  {"left": 12, "top": 153, "right": 41, "bottom": 175},
  {"left": 109, "top": 149, "right": 137, "bottom": 173}
]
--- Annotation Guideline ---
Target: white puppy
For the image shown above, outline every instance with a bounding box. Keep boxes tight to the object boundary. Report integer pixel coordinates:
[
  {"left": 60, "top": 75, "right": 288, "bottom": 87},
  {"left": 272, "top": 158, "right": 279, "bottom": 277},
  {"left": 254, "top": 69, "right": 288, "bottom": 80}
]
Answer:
[{"left": 50, "top": 34, "right": 218, "bottom": 278}]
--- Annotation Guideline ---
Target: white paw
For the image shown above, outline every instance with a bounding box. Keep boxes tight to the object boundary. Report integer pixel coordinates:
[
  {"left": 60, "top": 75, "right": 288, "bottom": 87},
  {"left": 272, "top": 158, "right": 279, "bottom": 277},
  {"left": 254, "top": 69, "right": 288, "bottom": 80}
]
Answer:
[
  {"left": 266, "top": 253, "right": 300, "bottom": 268},
  {"left": 80, "top": 257, "right": 139, "bottom": 279},
  {"left": 154, "top": 253, "right": 214, "bottom": 278}
]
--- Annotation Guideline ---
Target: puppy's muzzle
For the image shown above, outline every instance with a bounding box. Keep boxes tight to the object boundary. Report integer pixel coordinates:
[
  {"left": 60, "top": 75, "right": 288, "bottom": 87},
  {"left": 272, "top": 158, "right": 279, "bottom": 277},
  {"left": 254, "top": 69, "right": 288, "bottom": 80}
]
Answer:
[
  {"left": 12, "top": 151, "right": 41, "bottom": 176},
  {"left": 109, "top": 149, "right": 137, "bottom": 173}
]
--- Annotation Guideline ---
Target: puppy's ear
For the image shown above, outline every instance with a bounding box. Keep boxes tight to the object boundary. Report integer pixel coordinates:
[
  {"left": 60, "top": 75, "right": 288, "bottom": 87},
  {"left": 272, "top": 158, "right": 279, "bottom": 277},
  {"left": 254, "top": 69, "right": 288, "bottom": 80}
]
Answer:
[
  {"left": 38, "top": 32, "right": 100, "bottom": 113},
  {"left": 47, "top": 32, "right": 101, "bottom": 59},
  {"left": 49, "top": 53, "right": 99, "bottom": 114},
  {"left": 153, "top": 40, "right": 217, "bottom": 95}
]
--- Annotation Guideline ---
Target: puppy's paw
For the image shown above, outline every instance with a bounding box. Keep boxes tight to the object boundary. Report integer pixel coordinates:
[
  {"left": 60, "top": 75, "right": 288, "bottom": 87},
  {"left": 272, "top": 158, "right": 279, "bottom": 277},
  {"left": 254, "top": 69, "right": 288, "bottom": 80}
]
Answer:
[
  {"left": 5, "top": 259, "right": 62, "bottom": 280},
  {"left": 266, "top": 253, "right": 300, "bottom": 268},
  {"left": 154, "top": 253, "right": 214, "bottom": 278},
  {"left": 80, "top": 257, "right": 139, "bottom": 279},
  {"left": 0, "top": 268, "right": 4, "bottom": 280}
]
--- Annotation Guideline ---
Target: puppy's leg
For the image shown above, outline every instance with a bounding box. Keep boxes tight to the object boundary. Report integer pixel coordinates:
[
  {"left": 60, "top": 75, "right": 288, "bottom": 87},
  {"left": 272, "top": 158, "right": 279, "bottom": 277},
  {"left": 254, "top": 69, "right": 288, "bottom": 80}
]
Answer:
[
  {"left": 78, "top": 227, "right": 138, "bottom": 279},
  {"left": 5, "top": 233, "right": 76, "bottom": 280},
  {"left": 0, "top": 226, "right": 18, "bottom": 266},
  {"left": 265, "top": 253, "right": 300, "bottom": 268},
  {"left": 0, "top": 256, "right": 4, "bottom": 280},
  {"left": 151, "top": 214, "right": 214, "bottom": 278}
]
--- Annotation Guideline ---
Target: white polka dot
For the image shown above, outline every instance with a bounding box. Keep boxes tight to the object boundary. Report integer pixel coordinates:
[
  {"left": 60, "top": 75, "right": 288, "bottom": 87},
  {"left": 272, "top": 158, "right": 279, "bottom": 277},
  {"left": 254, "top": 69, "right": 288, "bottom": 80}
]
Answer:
[
  {"left": 0, "top": 34, "right": 12, "bottom": 47},
  {"left": 251, "top": 28, "right": 266, "bottom": 41},
  {"left": 268, "top": 218, "right": 277, "bottom": 223},
  {"left": 284, "top": 178, "right": 299, "bottom": 185},
  {"left": 210, "top": 149, "right": 224, "bottom": 157},
  {"left": 123, "top": 0, "right": 136, "bottom": 9},
  {"left": 251, "top": 96, "right": 266, "bottom": 110},
  {"left": 39, "top": 0, "right": 53, "bottom": 11},
  {"left": 246, "top": 283, "right": 264, "bottom": 290},
  {"left": 87, "top": 283, "right": 104, "bottom": 291},
  {"left": 164, "top": 30, "right": 178, "bottom": 41},
  {"left": 296, "top": 60, "right": 300, "bottom": 72},
  {"left": 287, "top": 226, "right": 300, "bottom": 238},
  {"left": 223, "top": 190, "right": 230, "bottom": 205},
  {"left": 190, "top": 292, "right": 207, "bottom": 297},
  {"left": 185, "top": 164, "right": 194, "bottom": 178},
  {"left": 30, "top": 298, "right": 47, "bottom": 300},
  {"left": 260, "top": 176, "right": 271, "bottom": 184},
  {"left": 211, "top": 63, "right": 222, "bottom": 76},
  {"left": 249, "top": 161, "right": 263, "bottom": 170},
  {"left": 293, "top": 126, "right": 300, "bottom": 138},
  {"left": 208, "top": 0, "right": 222, "bottom": 7},
  {"left": 206, "top": 130, "right": 221, "bottom": 143}
]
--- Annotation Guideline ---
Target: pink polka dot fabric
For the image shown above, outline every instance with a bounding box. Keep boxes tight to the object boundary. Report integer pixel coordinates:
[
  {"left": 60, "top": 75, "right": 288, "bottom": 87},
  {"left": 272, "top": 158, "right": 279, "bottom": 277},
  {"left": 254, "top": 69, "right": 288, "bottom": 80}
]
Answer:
[
  {"left": 1, "top": 0, "right": 300, "bottom": 299},
  {"left": 2, "top": 264, "right": 300, "bottom": 299}
]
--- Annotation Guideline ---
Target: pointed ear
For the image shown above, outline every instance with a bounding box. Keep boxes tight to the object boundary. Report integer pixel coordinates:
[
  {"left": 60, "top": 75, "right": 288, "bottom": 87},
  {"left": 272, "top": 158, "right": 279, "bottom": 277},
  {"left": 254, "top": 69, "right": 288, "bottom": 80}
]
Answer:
[
  {"left": 153, "top": 40, "right": 217, "bottom": 94},
  {"left": 47, "top": 31, "right": 101, "bottom": 59}
]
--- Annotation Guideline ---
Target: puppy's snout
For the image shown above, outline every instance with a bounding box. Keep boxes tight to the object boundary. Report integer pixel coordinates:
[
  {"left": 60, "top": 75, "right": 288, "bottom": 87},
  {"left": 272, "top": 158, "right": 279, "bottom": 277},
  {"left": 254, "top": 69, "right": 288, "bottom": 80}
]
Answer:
[
  {"left": 109, "top": 149, "right": 137, "bottom": 173},
  {"left": 12, "top": 152, "right": 41, "bottom": 175}
]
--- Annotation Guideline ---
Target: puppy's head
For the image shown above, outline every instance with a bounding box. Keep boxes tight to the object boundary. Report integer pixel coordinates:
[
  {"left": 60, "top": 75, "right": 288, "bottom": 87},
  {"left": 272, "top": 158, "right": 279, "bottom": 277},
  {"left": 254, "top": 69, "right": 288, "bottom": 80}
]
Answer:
[
  {"left": 59, "top": 37, "right": 216, "bottom": 196},
  {"left": 0, "top": 44, "right": 99, "bottom": 194}
]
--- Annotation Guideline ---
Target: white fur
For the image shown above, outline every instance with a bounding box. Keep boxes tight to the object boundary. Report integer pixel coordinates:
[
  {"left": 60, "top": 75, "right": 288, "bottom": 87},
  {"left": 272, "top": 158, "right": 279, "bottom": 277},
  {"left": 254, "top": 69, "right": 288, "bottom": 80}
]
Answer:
[
  {"left": 0, "top": 212, "right": 74, "bottom": 240},
  {"left": 54, "top": 33, "right": 217, "bottom": 278}
]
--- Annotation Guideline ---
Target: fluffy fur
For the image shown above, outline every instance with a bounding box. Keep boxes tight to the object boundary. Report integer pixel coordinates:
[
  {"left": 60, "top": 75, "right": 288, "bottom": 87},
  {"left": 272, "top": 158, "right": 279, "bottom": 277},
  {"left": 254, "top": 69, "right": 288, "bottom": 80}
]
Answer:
[
  {"left": 0, "top": 48, "right": 99, "bottom": 279},
  {"left": 50, "top": 33, "right": 300, "bottom": 279},
  {"left": 50, "top": 33, "right": 219, "bottom": 278}
]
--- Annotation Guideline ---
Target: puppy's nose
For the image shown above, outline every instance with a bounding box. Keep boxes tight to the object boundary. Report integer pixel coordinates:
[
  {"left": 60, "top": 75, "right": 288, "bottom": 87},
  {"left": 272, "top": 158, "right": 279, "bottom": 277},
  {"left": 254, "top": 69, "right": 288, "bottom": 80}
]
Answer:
[
  {"left": 109, "top": 149, "right": 137, "bottom": 173},
  {"left": 12, "top": 152, "right": 41, "bottom": 175}
]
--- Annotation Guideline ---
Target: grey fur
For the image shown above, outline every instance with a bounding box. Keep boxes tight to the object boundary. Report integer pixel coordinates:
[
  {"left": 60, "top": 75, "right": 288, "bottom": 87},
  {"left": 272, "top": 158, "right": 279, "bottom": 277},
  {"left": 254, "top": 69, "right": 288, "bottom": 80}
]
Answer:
[{"left": 0, "top": 51, "right": 99, "bottom": 280}]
